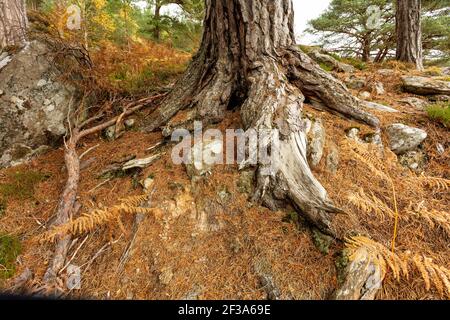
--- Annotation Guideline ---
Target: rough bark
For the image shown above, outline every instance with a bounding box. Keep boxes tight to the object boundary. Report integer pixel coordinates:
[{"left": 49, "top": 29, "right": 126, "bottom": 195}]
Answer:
[
  {"left": 154, "top": 1, "right": 162, "bottom": 41},
  {"left": 0, "top": 0, "right": 28, "bottom": 49},
  {"left": 144, "top": 0, "right": 379, "bottom": 236},
  {"left": 396, "top": 0, "right": 424, "bottom": 70}
]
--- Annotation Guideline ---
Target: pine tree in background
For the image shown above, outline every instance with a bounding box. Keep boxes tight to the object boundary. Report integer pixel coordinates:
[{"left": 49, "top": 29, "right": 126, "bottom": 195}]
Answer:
[{"left": 396, "top": 0, "right": 424, "bottom": 70}]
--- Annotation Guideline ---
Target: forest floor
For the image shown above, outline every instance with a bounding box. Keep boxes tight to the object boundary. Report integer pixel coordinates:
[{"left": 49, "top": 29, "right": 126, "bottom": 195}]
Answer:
[{"left": 0, "top": 53, "right": 449, "bottom": 300}]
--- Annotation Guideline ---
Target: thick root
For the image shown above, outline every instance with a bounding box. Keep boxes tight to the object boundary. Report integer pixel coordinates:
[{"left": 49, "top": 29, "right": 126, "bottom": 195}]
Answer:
[{"left": 240, "top": 60, "right": 339, "bottom": 235}]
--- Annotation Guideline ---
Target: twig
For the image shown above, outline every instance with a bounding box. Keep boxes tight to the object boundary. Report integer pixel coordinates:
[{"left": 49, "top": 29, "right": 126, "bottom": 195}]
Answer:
[
  {"left": 59, "top": 235, "right": 90, "bottom": 274},
  {"left": 117, "top": 189, "right": 155, "bottom": 274},
  {"left": 79, "top": 144, "right": 99, "bottom": 160},
  {"left": 41, "top": 93, "right": 165, "bottom": 290},
  {"left": 88, "top": 178, "right": 112, "bottom": 193}
]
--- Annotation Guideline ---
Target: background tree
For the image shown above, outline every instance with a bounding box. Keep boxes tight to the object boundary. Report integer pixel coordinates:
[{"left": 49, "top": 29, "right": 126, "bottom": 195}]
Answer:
[
  {"left": 144, "top": 0, "right": 379, "bottom": 235},
  {"left": 396, "top": 0, "right": 424, "bottom": 70},
  {"left": 308, "top": 0, "right": 449, "bottom": 64},
  {"left": 307, "top": 0, "right": 395, "bottom": 62},
  {"left": 0, "top": 0, "right": 29, "bottom": 49},
  {"left": 143, "top": 0, "right": 203, "bottom": 43}
]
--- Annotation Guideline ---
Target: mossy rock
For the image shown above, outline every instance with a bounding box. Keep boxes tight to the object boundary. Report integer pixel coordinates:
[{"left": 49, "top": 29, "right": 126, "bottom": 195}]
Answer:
[
  {"left": 311, "top": 228, "right": 333, "bottom": 255},
  {"left": 0, "top": 234, "right": 21, "bottom": 279}
]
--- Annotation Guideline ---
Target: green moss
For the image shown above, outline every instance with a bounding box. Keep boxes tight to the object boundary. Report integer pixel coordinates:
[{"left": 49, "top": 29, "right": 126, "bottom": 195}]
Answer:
[
  {"left": 341, "top": 57, "right": 367, "bottom": 70},
  {"left": 0, "top": 234, "right": 21, "bottom": 279},
  {"left": 335, "top": 249, "right": 350, "bottom": 285},
  {"left": 319, "top": 62, "right": 334, "bottom": 72},
  {"left": 311, "top": 228, "right": 333, "bottom": 255},
  {"left": 0, "top": 171, "right": 50, "bottom": 201},
  {"left": 426, "top": 103, "right": 450, "bottom": 127}
]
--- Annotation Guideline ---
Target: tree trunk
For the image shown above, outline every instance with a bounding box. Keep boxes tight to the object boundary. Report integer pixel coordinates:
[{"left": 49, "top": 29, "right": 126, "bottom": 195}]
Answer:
[
  {"left": 144, "top": 0, "right": 379, "bottom": 236},
  {"left": 362, "top": 37, "right": 371, "bottom": 62},
  {"left": 396, "top": 0, "right": 423, "bottom": 70},
  {"left": 0, "top": 0, "right": 28, "bottom": 49},
  {"left": 153, "top": 1, "right": 161, "bottom": 41}
]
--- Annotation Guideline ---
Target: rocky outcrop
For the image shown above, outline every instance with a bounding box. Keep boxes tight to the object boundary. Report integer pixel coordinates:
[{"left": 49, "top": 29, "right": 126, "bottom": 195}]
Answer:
[
  {"left": 0, "top": 41, "right": 76, "bottom": 167},
  {"left": 385, "top": 124, "right": 427, "bottom": 155},
  {"left": 309, "top": 50, "right": 356, "bottom": 73},
  {"left": 345, "top": 76, "right": 366, "bottom": 90},
  {"left": 401, "top": 76, "right": 450, "bottom": 96},
  {"left": 398, "top": 97, "right": 429, "bottom": 110}
]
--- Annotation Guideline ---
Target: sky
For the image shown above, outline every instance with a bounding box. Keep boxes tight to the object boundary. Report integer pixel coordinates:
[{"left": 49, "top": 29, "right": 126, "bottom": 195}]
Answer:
[{"left": 136, "top": 0, "right": 332, "bottom": 45}]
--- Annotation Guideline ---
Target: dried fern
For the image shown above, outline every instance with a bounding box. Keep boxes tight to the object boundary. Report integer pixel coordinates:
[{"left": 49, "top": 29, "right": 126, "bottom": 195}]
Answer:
[
  {"left": 41, "top": 194, "right": 156, "bottom": 242},
  {"left": 347, "top": 188, "right": 395, "bottom": 221},
  {"left": 341, "top": 139, "right": 390, "bottom": 182},
  {"left": 407, "top": 207, "right": 450, "bottom": 236},
  {"left": 408, "top": 176, "right": 450, "bottom": 191},
  {"left": 346, "top": 236, "right": 450, "bottom": 298}
]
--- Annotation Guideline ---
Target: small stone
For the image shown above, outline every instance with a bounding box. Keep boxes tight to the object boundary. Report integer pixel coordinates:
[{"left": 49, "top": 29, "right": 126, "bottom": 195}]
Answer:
[
  {"left": 141, "top": 177, "right": 154, "bottom": 191},
  {"left": 346, "top": 127, "right": 360, "bottom": 141},
  {"left": 373, "top": 82, "right": 385, "bottom": 95},
  {"left": 437, "top": 143, "right": 445, "bottom": 155},
  {"left": 401, "top": 76, "right": 450, "bottom": 96},
  {"left": 398, "top": 97, "right": 429, "bottom": 110},
  {"left": 345, "top": 76, "right": 366, "bottom": 89},
  {"left": 36, "top": 79, "right": 47, "bottom": 87},
  {"left": 386, "top": 124, "right": 427, "bottom": 154},
  {"left": 0, "top": 89, "right": 3, "bottom": 96},
  {"left": 359, "top": 91, "right": 371, "bottom": 100},
  {"left": 104, "top": 125, "right": 116, "bottom": 141},
  {"left": 377, "top": 69, "right": 395, "bottom": 76},
  {"left": 124, "top": 119, "right": 136, "bottom": 128}
]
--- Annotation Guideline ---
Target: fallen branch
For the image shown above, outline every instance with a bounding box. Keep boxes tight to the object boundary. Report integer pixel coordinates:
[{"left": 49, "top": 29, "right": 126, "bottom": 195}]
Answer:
[{"left": 40, "top": 93, "right": 165, "bottom": 293}]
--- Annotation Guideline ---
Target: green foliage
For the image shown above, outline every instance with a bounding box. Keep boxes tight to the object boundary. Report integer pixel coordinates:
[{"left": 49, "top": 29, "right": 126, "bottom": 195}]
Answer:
[
  {"left": 341, "top": 57, "right": 367, "bottom": 70},
  {"left": 0, "top": 234, "right": 21, "bottom": 279},
  {"left": 426, "top": 103, "right": 450, "bottom": 127},
  {"left": 307, "top": 0, "right": 450, "bottom": 63},
  {"left": 0, "top": 171, "right": 50, "bottom": 201},
  {"left": 311, "top": 228, "right": 333, "bottom": 255},
  {"left": 307, "top": 0, "right": 394, "bottom": 61},
  {"left": 319, "top": 62, "right": 334, "bottom": 72}
]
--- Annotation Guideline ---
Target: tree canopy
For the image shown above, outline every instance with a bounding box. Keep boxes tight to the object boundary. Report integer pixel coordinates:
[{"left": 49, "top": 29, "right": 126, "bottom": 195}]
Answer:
[{"left": 307, "top": 0, "right": 449, "bottom": 63}]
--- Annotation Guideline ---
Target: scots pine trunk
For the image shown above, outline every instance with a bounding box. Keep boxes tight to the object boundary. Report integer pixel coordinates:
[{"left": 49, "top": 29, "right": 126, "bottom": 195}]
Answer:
[
  {"left": 396, "top": 0, "right": 423, "bottom": 70},
  {"left": 0, "top": 0, "right": 28, "bottom": 49},
  {"left": 145, "top": 0, "right": 379, "bottom": 236},
  {"left": 153, "top": 0, "right": 162, "bottom": 41}
]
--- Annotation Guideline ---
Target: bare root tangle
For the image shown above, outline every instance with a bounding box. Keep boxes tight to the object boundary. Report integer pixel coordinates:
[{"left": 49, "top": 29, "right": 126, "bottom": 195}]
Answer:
[{"left": 39, "top": 94, "right": 164, "bottom": 294}]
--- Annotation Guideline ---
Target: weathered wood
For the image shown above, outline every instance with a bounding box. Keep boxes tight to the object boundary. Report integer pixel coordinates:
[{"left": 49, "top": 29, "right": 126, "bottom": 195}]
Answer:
[
  {"left": 0, "top": 0, "right": 28, "bottom": 49},
  {"left": 396, "top": 0, "right": 423, "bottom": 70},
  {"left": 144, "top": 0, "right": 379, "bottom": 237}
]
